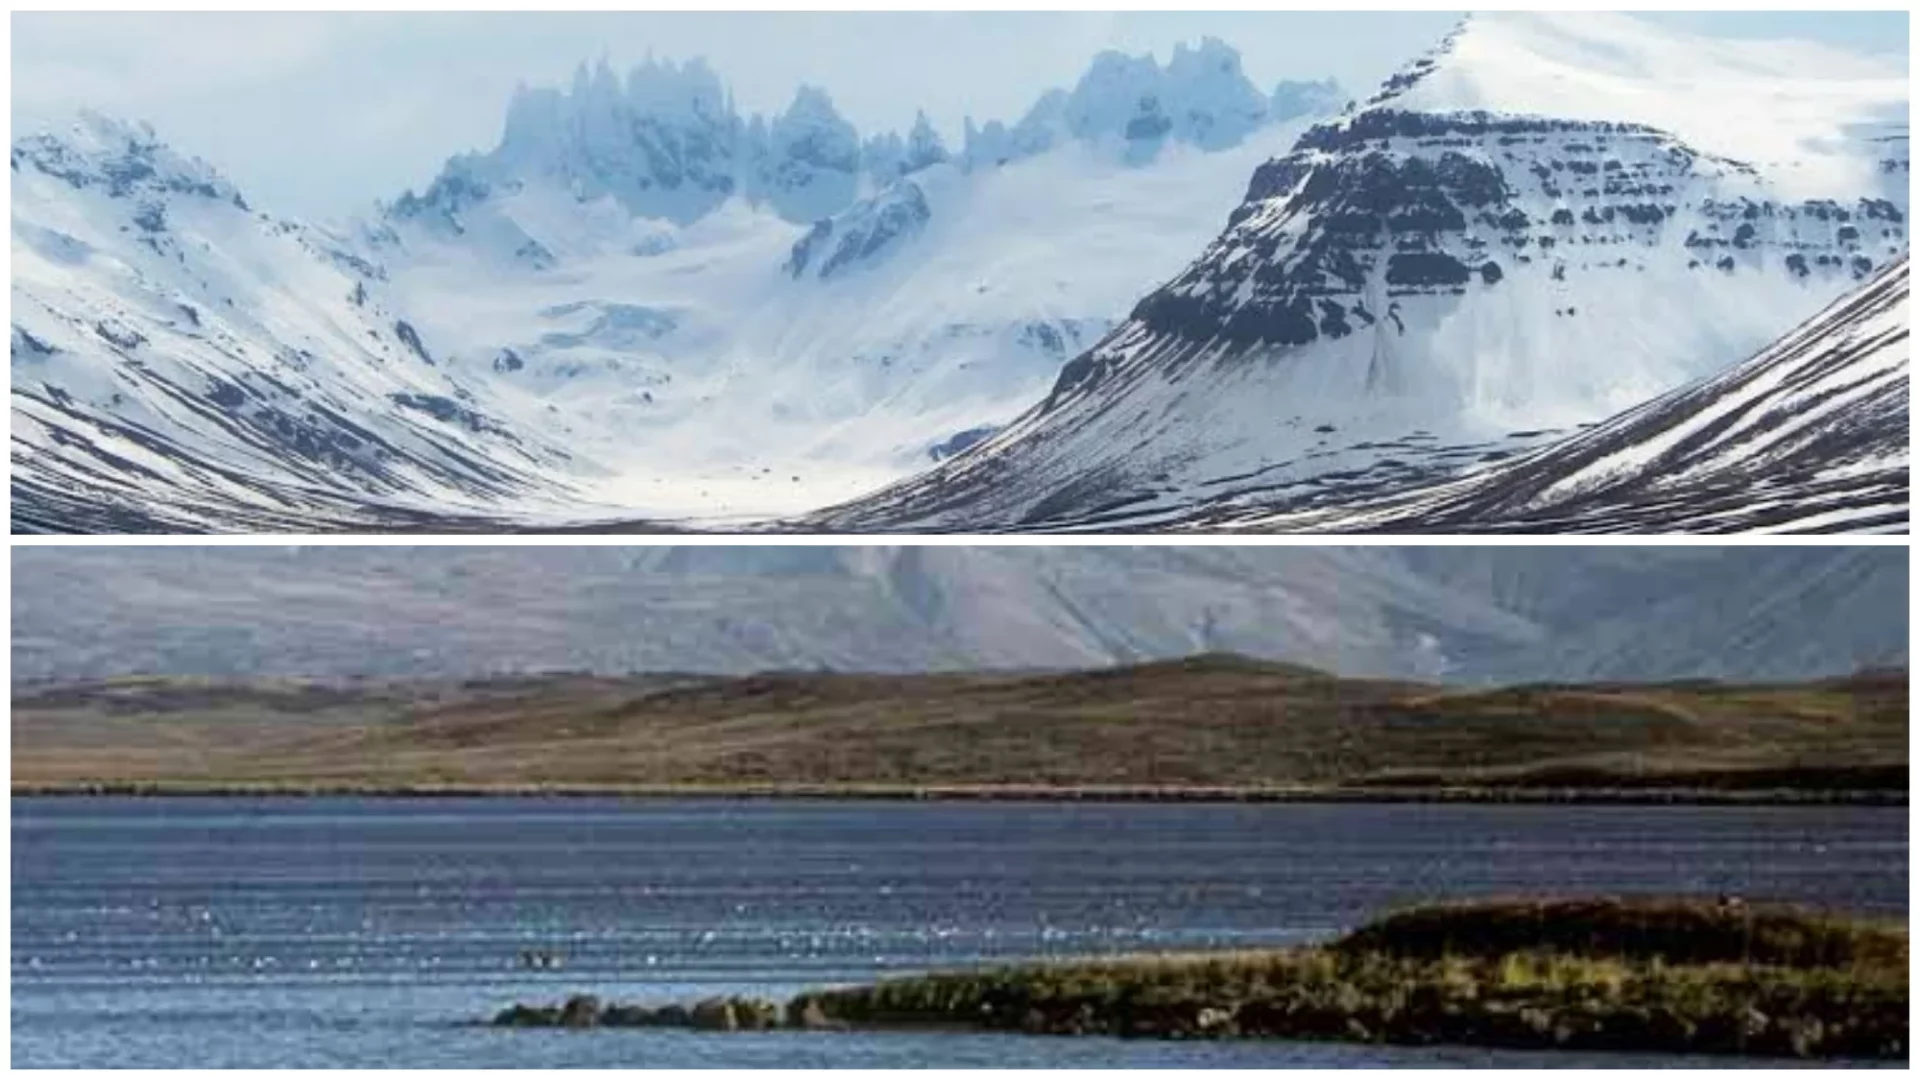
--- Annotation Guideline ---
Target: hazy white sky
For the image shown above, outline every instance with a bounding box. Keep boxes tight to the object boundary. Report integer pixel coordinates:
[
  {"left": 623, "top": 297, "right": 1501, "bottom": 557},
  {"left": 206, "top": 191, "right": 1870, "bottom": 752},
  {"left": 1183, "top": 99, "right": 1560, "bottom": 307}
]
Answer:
[{"left": 13, "top": 11, "right": 1908, "bottom": 222}]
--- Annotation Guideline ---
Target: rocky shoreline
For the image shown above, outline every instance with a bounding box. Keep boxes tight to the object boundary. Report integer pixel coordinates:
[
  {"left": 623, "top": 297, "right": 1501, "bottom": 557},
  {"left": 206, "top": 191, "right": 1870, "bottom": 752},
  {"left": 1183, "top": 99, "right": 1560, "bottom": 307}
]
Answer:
[{"left": 495, "top": 995, "right": 806, "bottom": 1032}]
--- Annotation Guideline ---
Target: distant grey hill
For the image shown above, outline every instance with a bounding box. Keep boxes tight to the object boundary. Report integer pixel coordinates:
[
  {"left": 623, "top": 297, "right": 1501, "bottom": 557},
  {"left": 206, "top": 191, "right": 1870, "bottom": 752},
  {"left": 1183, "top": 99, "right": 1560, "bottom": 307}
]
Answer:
[{"left": 10, "top": 546, "right": 1905, "bottom": 686}]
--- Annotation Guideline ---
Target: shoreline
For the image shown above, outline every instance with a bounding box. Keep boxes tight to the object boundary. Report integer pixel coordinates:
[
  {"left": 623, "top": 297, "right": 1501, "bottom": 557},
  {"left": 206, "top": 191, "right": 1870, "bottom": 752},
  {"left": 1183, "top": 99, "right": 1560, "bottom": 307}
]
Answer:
[{"left": 10, "top": 780, "right": 1907, "bottom": 806}]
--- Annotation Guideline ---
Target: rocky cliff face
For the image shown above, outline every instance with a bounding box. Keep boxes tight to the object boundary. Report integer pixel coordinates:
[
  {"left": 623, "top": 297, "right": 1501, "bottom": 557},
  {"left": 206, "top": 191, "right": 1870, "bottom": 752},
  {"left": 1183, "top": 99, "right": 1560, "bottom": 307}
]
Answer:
[
  {"left": 756, "top": 86, "right": 863, "bottom": 224},
  {"left": 1108, "top": 109, "right": 1895, "bottom": 378}
]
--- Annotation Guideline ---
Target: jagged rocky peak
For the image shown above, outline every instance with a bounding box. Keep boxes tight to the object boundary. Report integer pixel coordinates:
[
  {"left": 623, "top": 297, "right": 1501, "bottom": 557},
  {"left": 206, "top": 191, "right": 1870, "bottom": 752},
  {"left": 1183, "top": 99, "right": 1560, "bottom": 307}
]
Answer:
[
  {"left": 1058, "top": 37, "right": 1271, "bottom": 154},
  {"left": 624, "top": 54, "right": 732, "bottom": 118},
  {"left": 389, "top": 41, "right": 1344, "bottom": 235},
  {"left": 862, "top": 111, "right": 951, "bottom": 181},
  {"left": 494, "top": 57, "right": 732, "bottom": 169},
  {"left": 759, "top": 84, "right": 861, "bottom": 223},
  {"left": 960, "top": 92, "right": 1064, "bottom": 170},
  {"left": 1161, "top": 37, "right": 1275, "bottom": 150},
  {"left": 12, "top": 111, "right": 249, "bottom": 210},
  {"left": 395, "top": 55, "right": 746, "bottom": 227},
  {"left": 959, "top": 38, "right": 1336, "bottom": 171},
  {"left": 392, "top": 58, "right": 874, "bottom": 227},
  {"left": 904, "top": 111, "right": 950, "bottom": 173},
  {"left": 1063, "top": 50, "right": 1168, "bottom": 143}
]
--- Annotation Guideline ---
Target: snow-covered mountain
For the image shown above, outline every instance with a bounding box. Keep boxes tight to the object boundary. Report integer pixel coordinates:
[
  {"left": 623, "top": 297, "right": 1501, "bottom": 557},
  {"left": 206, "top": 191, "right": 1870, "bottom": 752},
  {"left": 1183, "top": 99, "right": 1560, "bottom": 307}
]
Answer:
[
  {"left": 815, "top": 13, "right": 1909, "bottom": 531},
  {"left": 12, "top": 42, "right": 1345, "bottom": 531},
  {"left": 342, "top": 41, "right": 1345, "bottom": 522},
  {"left": 13, "top": 546, "right": 1907, "bottom": 685},
  {"left": 10, "top": 114, "right": 585, "bottom": 532}
]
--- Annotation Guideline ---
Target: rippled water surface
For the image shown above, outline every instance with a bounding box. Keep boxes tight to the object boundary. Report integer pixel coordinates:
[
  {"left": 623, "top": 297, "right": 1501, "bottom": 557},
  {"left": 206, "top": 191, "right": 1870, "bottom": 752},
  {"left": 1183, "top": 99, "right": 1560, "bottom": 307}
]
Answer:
[{"left": 12, "top": 797, "right": 1906, "bottom": 1068}]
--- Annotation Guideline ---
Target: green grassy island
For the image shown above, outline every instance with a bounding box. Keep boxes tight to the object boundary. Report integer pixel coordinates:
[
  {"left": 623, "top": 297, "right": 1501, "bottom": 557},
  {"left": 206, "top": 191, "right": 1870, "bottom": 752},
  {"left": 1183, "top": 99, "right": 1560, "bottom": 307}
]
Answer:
[{"left": 495, "top": 898, "right": 1908, "bottom": 1061}]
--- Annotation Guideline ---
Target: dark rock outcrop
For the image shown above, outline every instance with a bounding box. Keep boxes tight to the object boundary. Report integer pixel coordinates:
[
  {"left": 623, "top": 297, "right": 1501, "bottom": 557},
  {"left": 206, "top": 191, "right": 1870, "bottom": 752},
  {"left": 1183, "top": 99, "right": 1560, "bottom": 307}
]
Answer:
[
  {"left": 492, "top": 995, "right": 794, "bottom": 1034},
  {"left": 559, "top": 994, "right": 602, "bottom": 1029}
]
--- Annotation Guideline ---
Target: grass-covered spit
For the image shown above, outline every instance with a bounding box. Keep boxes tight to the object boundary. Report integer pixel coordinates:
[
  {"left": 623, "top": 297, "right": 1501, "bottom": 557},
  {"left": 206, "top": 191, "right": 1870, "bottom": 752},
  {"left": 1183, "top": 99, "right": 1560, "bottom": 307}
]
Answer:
[
  {"left": 499, "top": 898, "right": 1907, "bottom": 1060},
  {"left": 791, "top": 898, "right": 1906, "bottom": 1059}
]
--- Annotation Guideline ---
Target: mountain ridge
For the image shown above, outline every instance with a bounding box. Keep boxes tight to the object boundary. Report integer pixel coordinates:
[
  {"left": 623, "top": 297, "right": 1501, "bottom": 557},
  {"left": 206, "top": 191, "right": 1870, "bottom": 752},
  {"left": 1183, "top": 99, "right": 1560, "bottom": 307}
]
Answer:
[
  {"left": 11, "top": 547, "right": 1906, "bottom": 685},
  {"left": 384, "top": 40, "right": 1344, "bottom": 232}
]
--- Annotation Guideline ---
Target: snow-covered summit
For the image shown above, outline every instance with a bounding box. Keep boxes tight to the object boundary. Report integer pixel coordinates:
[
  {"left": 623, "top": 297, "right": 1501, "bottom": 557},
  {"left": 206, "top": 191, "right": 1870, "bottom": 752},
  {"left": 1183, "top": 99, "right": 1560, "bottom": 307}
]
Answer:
[
  {"left": 1371, "top": 12, "right": 1908, "bottom": 199},
  {"left": 12, "top": 111, "right": 250, "bottom": 210}
]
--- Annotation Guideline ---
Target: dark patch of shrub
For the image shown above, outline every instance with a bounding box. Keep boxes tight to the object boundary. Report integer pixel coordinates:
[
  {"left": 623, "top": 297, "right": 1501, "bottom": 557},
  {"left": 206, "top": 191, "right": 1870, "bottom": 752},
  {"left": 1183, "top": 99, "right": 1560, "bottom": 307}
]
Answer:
[{"left": 1334, "top": 897, "right": 1906, "bottom": 969}]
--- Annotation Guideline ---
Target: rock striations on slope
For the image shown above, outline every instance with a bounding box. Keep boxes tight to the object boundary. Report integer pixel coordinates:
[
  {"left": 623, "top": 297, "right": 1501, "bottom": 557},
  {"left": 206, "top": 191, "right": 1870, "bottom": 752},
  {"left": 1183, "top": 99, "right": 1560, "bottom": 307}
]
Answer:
[{"left": 1233, "top": 255, "right": 1910, "bottom": 533}]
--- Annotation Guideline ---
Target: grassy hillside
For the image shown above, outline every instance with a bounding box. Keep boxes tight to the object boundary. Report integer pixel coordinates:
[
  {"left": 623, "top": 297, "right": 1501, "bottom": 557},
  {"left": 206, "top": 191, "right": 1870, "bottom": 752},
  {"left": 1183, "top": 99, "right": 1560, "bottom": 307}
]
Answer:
[{"left": 11, "top": 657, "right": 1908, "bottom": 798}]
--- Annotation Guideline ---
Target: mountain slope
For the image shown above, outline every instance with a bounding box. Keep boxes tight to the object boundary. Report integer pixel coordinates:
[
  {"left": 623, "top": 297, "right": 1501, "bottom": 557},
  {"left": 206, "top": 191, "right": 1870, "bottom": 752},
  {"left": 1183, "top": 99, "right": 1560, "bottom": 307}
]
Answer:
[
  {"left": 10, "top": 115, "right": 587, "bottom": 532},
  {"left": 812, "top": 13, "right": 1909, "bottom": 532},
  {"left": 11, "top": 547, "right": 1906, "bottom": 685},
  {"left": 1227, "top": 255, "right": 1909, "bottom": 533}
]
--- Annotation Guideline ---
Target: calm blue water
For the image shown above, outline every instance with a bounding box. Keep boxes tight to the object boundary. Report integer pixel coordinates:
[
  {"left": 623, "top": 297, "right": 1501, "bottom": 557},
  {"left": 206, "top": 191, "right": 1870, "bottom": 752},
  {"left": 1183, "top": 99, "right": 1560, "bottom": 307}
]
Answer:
[{"left": 12, "top": 797, "right": 1907, "bottom": 1068}]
